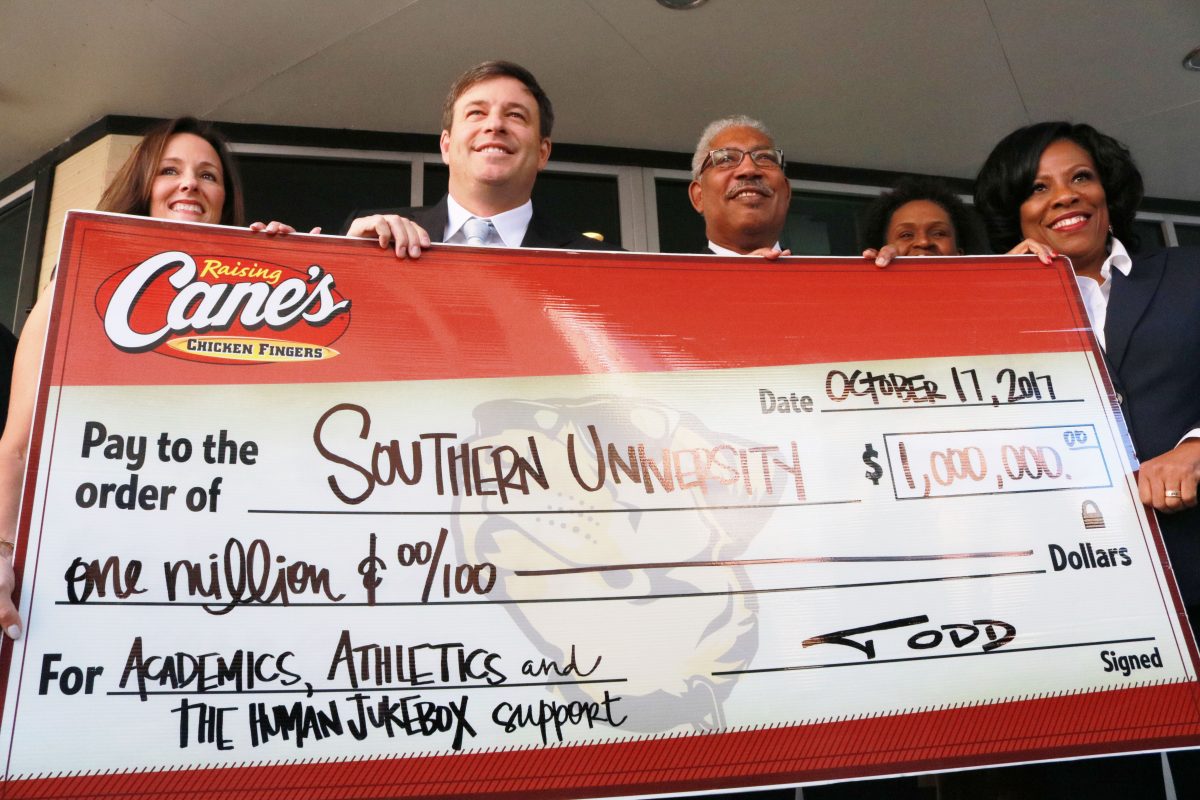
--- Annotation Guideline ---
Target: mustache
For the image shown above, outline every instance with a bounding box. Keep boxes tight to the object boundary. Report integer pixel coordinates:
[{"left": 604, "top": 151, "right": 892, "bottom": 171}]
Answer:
[{"left": 725, "top": 180, "right": 774, "bottom": 199}]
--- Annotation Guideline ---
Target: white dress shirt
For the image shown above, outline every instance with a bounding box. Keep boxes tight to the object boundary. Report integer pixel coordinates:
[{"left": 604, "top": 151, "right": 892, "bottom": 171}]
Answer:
[
  {"left": 444, "top": 195, "right": 533, "bottom": 248},
  {"left": 706, "top": 241, "right": 782, "bottom": 256},
  {"left": 1075, "top": 237, "right": 1132, "bottom": 352}
]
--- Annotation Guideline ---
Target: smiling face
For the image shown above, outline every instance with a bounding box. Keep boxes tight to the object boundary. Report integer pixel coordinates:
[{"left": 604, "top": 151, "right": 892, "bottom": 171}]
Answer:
[
  {"left": 688, "top": 125, "right": 791, "bottom": 254},
  {"left": 886, "top": 199, "right": 960, "bottom": 256},
  {"left": 440, "top": 75, "right": 551, "bottom": 215},
  {"left": 148, "top": 133, "right": 226, "bottom": 224},
  {"left": 1019, "top": 138, "right": 1110, "bottom": 276}
]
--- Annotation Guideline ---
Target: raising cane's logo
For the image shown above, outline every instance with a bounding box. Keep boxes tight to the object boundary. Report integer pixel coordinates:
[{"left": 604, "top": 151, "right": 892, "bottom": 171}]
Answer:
[{"left": 96, "top": 251, "right": 351, "bottom": 364}]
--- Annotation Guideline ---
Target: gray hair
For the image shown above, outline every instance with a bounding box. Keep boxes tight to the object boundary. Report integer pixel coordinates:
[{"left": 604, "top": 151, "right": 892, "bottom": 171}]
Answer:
[{"left": 691, "top": 115, "right": 774, "bottom": 180}]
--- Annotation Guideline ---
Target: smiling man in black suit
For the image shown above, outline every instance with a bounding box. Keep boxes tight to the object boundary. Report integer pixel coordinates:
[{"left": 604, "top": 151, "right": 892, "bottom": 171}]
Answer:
[
  {"left": 689, "top": 115, "right": 792, "bottom": 258},
  {"left": 345, "top": 60, "right": 607, "bottom": 256}
]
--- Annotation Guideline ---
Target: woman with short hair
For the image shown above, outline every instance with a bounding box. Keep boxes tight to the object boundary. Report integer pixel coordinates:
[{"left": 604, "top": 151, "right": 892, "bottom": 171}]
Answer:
[{"left": 861, "top": 174, "right": 984, "bottom": 263}]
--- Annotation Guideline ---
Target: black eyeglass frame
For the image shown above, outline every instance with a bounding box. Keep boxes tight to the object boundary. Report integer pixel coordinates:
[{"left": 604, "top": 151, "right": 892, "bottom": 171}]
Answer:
[{"left": 698, "top": 147, "right": 786, "bottom": 176}]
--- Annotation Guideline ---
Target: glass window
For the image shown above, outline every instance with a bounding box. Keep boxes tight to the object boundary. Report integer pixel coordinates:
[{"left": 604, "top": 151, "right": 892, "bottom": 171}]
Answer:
[
  {"left": 424, "top": 163, "right": 449, "bottom": 205},
  {"left": 1129, "top": 219, "right": 1166, "bottom": 254},
  {"left": 425, "top": 165, "right": 622, "bottom": 247},
  {"left": 654, "top": 177, "right": 706, "bottom": 254},
  {"left": 1175, "top": 223, "right": 1200, "bottom": 248},
  {"left": 533, "top": 172, "right": 621, "bottom": 248},
  {"left": 236, "top": 156, "right": 411, "bottom": 236},
  {"left": 0, "top": 196, "right": 32, "bottom": 328},
  {"left": 784, "top": 192, "right": 872, "bottom": 256}
]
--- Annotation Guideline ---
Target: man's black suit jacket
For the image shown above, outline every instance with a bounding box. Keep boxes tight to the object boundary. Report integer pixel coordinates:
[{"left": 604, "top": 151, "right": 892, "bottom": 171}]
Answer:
[
  {"left": 1106, "top": 246, "right": 1200, "bottom": 606},
  {"left": 343, "top": 195, "right": 613, "bottom": 251}
]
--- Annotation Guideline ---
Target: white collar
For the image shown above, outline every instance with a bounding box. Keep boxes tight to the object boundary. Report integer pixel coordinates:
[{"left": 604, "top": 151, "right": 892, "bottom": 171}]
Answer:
[
  {"left": 707, "top": 240, "right": 782, "bottom": 256},
  {"left": 445, "top": 194, "right": 534, "bottom": 248},
  {"left": 1102, "top": 236, "right": 1133, "bottom": 281}
]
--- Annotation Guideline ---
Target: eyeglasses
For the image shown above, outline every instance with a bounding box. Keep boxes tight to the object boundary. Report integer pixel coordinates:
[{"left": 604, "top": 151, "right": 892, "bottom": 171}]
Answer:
[{"left": 699, "top": 147, "right": 785, "bottom": 175}]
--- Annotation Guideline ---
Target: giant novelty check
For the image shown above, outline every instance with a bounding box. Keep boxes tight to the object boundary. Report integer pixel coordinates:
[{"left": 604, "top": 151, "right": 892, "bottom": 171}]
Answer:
[{"left": 2, "top": 211, "right": 1199, "bottom": 798}]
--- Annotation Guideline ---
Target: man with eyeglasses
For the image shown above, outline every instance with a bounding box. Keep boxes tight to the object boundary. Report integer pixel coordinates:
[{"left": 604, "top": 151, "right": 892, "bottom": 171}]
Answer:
[
  {"left": 689, "top": 116, "right": 792, "bottom": 258},
  {"left": 686, "top": 117, "right": 928, "bottom": 800}
]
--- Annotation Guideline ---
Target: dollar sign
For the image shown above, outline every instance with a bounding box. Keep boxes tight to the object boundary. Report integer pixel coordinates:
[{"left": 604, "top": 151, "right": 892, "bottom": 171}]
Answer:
[{"left": 863, "top": 443, "right": 883, "bottom": 485}]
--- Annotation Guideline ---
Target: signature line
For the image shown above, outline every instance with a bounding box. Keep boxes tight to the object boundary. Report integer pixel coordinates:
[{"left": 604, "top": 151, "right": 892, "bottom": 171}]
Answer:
[{"left": 516, "top": 550, "right": 1035, "bottom": 577}]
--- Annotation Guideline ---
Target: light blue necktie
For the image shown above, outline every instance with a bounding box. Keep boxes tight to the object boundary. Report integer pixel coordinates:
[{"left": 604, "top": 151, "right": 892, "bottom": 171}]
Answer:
[{"left": 463, "top": 217, "right": 494, "bottom": 247}]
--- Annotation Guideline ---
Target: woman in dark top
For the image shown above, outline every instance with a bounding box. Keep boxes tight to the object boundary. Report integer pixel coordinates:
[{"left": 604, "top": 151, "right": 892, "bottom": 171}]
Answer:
[
  {"left": 975, "top": 122, "right": 1200, "bottom": 574},
  {"left": 944, "top": 120, "right": 1200, "bottom": 800}
]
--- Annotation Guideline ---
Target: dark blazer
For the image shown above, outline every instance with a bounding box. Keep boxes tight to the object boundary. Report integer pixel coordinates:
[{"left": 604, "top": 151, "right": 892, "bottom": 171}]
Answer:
[
  {"left": 343, "top": 196, "right": 614, "bottom": 251},
  {"left": 1106, "top": 246, "right": 1200, "bottom": 605}
]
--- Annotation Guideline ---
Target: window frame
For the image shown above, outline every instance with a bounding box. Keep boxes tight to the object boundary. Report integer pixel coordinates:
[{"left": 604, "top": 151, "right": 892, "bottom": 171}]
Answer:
[
  {"left": 210, "top": 142, "right": 1200, "bottom": 257},
  {"left": 0, "top": 181, "right": 39, "bottom": 332}
]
